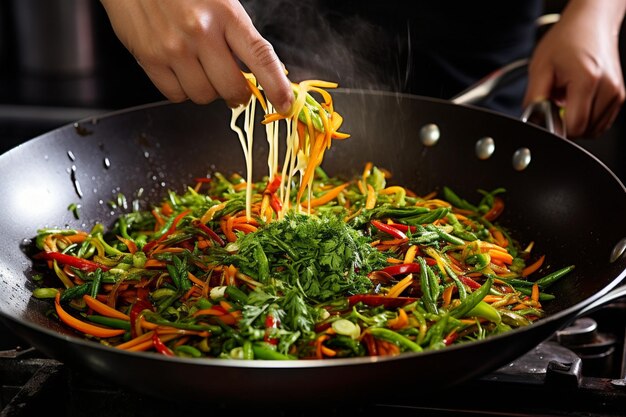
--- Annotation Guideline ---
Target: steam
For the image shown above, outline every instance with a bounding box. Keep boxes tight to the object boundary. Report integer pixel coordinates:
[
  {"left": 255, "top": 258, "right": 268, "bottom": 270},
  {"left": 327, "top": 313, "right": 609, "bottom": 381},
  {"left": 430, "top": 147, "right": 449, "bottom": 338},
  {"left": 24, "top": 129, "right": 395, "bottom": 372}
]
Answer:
[{"left": 241, "top": 0, "right": 409, "bottom": 92}]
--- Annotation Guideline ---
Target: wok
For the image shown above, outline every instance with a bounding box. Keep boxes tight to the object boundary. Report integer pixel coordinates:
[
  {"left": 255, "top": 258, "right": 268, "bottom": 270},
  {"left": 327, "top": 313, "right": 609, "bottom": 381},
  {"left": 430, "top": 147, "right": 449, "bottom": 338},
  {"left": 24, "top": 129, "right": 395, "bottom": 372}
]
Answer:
[{"left": 0, "top": 90, "right": 625, "bottom": 407}]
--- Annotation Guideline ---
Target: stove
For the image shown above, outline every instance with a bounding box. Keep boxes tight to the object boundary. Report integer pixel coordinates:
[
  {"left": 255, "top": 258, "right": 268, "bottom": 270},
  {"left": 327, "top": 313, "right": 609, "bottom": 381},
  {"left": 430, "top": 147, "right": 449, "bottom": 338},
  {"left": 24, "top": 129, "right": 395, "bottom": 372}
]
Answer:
[{"left": 1, "top": 295, "right": 625, "bottom": 417}]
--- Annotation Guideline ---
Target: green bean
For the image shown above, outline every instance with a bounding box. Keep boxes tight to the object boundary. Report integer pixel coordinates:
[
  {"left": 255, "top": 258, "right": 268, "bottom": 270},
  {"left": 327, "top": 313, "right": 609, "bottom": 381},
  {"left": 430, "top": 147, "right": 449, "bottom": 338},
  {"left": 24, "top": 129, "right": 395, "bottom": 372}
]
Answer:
[
  {"left": 450, "top": 276, "right": 493, "bottom": 319},
  {"left": 442, "top": 186, "right": 478, "bottom": 212},
  {"left": 86, "top": 315, "right": 131, "bottom": 330},
  {"left": 516, "top": 287, "right": 556, "bottom": 301},
  {"left": 443, "top": 264, "right": 467, "bottom": 300},
  {"left": 90, "top": 269, "right": 102, "bottom": 298},
  {"left": 403, "top": 207, "right": 450, "bottom": 226},
  {"left": 254, "top": 244, "right": 270, "bottom": 282},
  {"left": 367, "top": 327, "right": 423, "bottom": 352},
  {"left": 225, "top": 285, "right": 249, "bottom": 305},
  {"left": 418, "top": 257, "right": 438, "bottom": 314},
  {"left": 535, "top": 265, "right": 575, "bottom": 288},
  {"left": 174, "top": 345, "right": 203, "bottom": 358},
  {"left": 424, "top": 314, "right": 449, "bottom": 350},
  {"left": 242, "top": 340, "right": 254, "bottom": 360}
]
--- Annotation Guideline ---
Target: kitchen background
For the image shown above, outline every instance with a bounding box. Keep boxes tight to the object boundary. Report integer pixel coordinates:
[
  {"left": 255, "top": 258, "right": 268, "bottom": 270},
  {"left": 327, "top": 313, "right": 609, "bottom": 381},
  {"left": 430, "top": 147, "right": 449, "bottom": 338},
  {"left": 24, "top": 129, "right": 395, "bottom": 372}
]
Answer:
[
  {"left": 0, "top": 2, "right": 625, "bottom": 416},
  {"left": 0, "top": 0, "right": 624, "bottom": 184}
]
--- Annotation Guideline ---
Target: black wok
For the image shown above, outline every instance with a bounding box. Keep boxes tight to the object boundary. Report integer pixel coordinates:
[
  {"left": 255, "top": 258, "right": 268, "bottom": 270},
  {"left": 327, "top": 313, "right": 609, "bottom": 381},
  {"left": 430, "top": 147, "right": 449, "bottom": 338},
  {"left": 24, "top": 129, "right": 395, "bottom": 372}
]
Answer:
[{"left": 0, "top": 90, "right": 625, "bottom": 406}]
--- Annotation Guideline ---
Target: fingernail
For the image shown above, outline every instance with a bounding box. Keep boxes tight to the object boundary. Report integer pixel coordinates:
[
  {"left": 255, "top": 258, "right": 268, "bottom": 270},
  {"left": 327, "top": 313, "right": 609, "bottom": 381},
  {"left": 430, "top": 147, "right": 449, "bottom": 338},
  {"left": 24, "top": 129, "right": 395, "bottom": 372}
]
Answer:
[{"left": 276, "top": 97, "right": 294, "bottom": 116}]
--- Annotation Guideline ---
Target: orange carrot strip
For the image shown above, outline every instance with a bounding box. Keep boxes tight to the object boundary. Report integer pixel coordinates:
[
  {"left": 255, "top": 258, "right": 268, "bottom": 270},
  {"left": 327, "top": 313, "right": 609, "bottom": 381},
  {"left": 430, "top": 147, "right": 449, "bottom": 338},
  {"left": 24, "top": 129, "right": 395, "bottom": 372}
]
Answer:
[
  {"left": 115, "top": 331, "right": 154, "bottom": 350},
  {"left": 303, "top": 183, "right": 349, "bottom": 208},
  {"left": 144, "top": 259, "right": 167, "bottom": 268},
  {"left": 387, "top": 308, "right": 409, "bottom": 330},
  {"left": 222, "top": 216, "right": 237, "bottom": 243},
  {"left": 487, "top": 249, "right": 514, "bottom": 265},
  {"left": 531, "top": 283, "right": 540, "bottom": 303},
  {"left": 245, "top": 77, "right": 267, "bottom": 112},
  {"left": 55, "top": 293, "right": 125, "bottom": 338},
  {"left": 522, "top": 255, "right": 546, "bottom": 277},
  {"left": 83, "top": 295, "right": 130, "bottom": 321},
  {"left": 193, "top": 308, "right": 225, "bottom": 317},
  {"left": 232, "top": 223, "right": 258, "bottom": 234}
]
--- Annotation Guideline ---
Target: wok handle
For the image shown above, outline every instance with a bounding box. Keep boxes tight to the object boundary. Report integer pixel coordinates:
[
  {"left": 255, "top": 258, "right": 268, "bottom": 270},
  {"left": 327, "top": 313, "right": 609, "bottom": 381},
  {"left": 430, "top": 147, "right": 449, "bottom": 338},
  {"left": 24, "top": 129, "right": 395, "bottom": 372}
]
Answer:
[
  {"left": 450, "top": 59, "right": 566, "bottom": 138},
  {"left": 450, "top": 13, "right": 567, "bottom": 138},
  {"left": 575, "top": 285, "right": 626, "bottom": 318}
]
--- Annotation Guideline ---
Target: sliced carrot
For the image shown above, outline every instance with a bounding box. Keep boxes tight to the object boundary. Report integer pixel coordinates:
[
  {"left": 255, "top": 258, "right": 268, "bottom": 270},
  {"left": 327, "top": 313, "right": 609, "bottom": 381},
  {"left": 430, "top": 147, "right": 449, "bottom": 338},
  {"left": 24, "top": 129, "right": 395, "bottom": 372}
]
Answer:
[
  {"left": 487, "top": 249, "right": 514, "bottom": 265},
  {"left": 387, "top": 308, "right": 409, "bottom": 330},
  {"left": 83, "top": 294, "right": 130, "bottom": 321},
  {"left": 522, "top": 255, "right": 546, "bottom": 277},
  {"left": 302, "top": 183, "right": 349, "bottom": 208},
  {"left": 55, "top": 293, "right": 125, "bottom": 338},
  {"left": 531, "top": 283, "right": 540, "bottom": 303},
  {"left": 442, "top": 285, "right": 454, "bottom": 308}
]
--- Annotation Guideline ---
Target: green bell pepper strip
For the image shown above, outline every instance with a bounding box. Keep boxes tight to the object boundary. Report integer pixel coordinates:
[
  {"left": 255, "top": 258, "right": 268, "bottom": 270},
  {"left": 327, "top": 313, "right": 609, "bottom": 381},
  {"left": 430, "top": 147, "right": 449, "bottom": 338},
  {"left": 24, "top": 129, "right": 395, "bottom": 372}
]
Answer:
[
  {"left": 467, "top": 300, "right": 501, "bottom": 324},
  {"left": 251, "top": 342, "right": 295, "bottom": 360}
]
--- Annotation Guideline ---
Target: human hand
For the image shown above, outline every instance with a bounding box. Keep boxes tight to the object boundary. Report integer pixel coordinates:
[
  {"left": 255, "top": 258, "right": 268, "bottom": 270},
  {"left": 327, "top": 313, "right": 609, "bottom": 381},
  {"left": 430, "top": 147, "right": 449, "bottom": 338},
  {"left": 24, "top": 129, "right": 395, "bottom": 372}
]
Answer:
[
  {"left": 100, "top": 0, "right": 294, "bottom": 114},
  {"left": 523, "top": 0, "right": 626, "bottom": 139}
]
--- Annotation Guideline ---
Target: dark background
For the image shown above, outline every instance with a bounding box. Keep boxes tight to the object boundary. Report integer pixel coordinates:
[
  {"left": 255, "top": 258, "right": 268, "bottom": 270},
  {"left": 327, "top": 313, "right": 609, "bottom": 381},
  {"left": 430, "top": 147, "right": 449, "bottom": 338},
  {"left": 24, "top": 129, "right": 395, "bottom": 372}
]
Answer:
[{"left": 0, "top": 0, "right": 624, "bottom": 183}]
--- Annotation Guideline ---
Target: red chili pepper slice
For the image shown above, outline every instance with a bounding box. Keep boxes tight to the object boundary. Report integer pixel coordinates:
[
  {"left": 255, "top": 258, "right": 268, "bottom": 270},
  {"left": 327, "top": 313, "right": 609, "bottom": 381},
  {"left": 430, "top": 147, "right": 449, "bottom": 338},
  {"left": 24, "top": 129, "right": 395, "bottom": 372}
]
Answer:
[
  {"left": 152, "top": 330, "right": 175, "bottom": 356},
  {"left": 347, "top": 294, "right": 418, "bottom": 308},
  {"left": 37, "top": 251, "right": 110, "bottom": 272},
  {"left": 264, "top": 175, "right": 282, "bottom": 194},
  {"left": 264, "top": 314, "right": 280, "bottom": 345},
  {"left": 459, "top": 276, "right": 482, "bottom": 290},
  {"left": 371, "top": 220, "right": 407, "bottom": 240},
  {"left": 270, "top": 193, "right": 283, "bottom": 214},
  {"left": 381, "top": 259, "right": 436, "bottom": 276},
  {"left": 386, "top": 223, "right": 417, "bottom": 234},
  {"left": 191, "top": 219, "right": 225, "bottom": 247}
]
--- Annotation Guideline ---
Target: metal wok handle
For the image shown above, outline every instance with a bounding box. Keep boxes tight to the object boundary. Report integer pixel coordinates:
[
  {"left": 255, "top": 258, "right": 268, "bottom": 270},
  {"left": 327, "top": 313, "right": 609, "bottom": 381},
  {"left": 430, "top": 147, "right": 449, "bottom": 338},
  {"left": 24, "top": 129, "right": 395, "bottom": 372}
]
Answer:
[
  {"left": 575, "top": 284, "right": 626, "bottom": 318},
  {"left": 450, "top": 59, "right": 566, "bottom": 138},
  {"left": 450, "top": 13, "right": 566, "bottom": 138}
]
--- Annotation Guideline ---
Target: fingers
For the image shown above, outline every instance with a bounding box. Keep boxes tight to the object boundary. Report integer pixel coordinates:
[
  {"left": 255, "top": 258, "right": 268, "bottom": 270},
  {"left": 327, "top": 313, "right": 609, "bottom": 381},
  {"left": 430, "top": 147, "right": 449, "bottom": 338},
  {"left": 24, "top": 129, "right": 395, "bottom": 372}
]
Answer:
[
  {"left": 224, "top": 4, "right": 294, "bottom": 114},
  {"left": 525, "top": 62, "right": 625, "bottom": 139}
]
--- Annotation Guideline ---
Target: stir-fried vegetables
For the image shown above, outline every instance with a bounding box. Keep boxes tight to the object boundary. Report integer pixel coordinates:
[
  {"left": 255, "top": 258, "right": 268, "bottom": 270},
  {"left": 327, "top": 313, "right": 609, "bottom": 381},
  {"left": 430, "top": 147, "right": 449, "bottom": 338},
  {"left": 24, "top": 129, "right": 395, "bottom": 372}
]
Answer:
[
  {"left": 30, "top": 163, "right": 574, "bottom": 359},
  {"left": 29, "top": 75, "right": 574, "bottom": 359}
]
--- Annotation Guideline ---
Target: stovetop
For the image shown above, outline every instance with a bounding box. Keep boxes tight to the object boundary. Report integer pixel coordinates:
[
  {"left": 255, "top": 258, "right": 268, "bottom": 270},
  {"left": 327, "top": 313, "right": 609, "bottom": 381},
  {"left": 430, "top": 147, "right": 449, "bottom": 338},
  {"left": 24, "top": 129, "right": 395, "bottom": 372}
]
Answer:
[{"left": 2, "top": 296, "right": 625, "bottom": 417}]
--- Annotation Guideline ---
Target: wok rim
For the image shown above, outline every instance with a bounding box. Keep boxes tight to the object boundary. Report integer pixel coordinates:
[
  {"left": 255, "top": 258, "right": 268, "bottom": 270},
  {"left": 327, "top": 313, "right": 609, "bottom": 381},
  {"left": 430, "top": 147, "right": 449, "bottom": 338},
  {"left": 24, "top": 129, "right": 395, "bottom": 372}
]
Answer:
[{"left": 1, "top": 89, "right": 625, "bottom": 371}]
